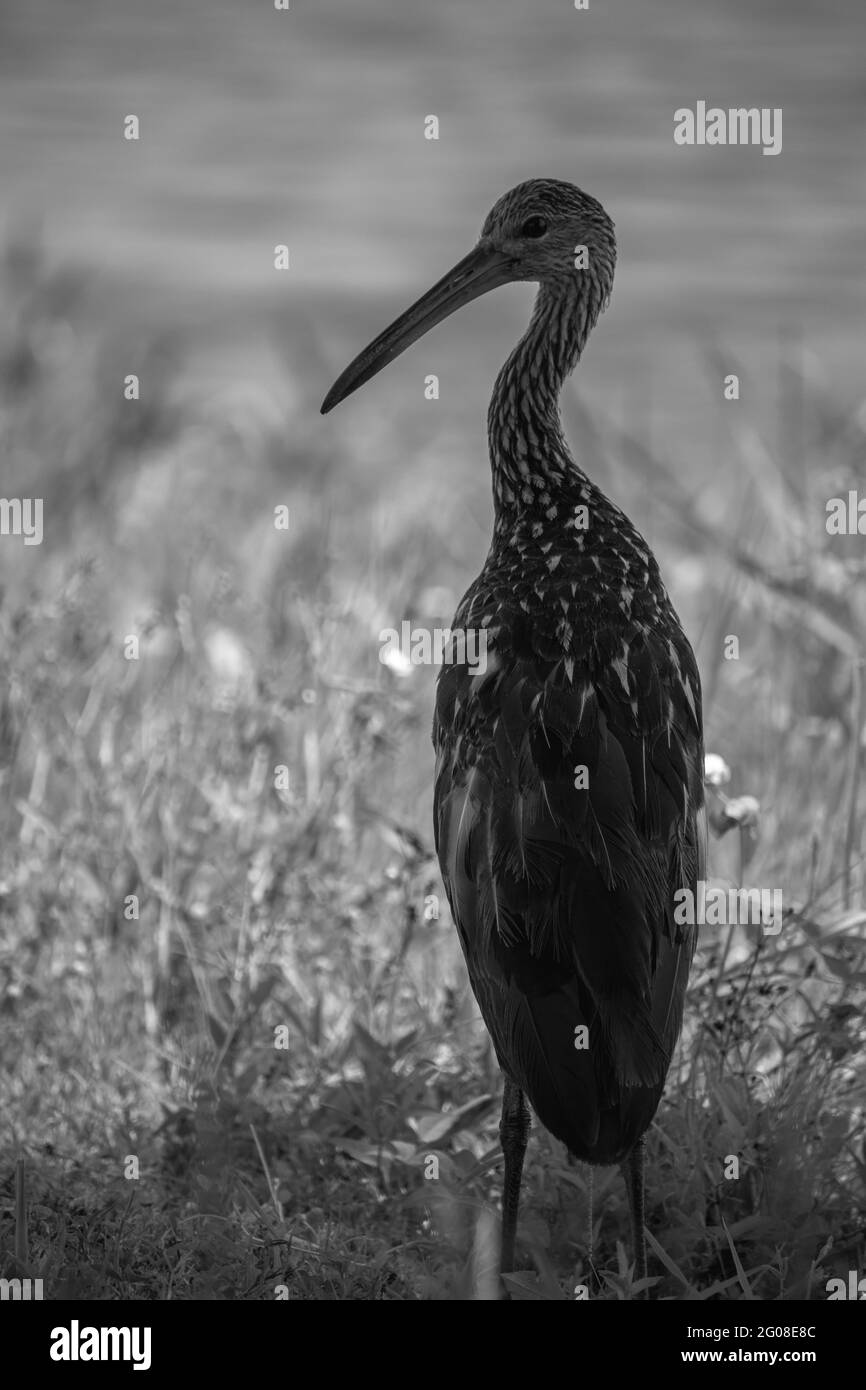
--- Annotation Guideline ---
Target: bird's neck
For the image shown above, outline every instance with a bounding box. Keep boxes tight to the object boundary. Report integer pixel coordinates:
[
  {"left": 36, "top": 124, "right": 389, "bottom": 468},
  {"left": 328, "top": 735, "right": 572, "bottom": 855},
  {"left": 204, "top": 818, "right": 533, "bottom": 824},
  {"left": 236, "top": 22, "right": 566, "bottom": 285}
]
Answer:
[{"left": 487, "top": 281, "right": 605, "bottom": 523}]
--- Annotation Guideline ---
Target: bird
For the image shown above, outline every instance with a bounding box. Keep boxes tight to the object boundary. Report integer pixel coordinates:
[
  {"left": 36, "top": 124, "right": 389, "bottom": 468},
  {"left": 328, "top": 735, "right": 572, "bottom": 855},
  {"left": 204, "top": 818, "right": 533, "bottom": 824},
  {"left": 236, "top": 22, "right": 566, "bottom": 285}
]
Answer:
[{"left": 321, "top": 178, "right": 705, "bottom": 1295}]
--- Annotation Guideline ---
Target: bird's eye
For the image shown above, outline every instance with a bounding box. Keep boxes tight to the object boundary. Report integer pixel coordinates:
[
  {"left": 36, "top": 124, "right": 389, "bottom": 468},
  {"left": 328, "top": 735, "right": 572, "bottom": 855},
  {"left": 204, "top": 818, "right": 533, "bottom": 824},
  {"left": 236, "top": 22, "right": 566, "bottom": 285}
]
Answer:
[{"left": 520, "top": 216, "right": 548, "bottom": 239}]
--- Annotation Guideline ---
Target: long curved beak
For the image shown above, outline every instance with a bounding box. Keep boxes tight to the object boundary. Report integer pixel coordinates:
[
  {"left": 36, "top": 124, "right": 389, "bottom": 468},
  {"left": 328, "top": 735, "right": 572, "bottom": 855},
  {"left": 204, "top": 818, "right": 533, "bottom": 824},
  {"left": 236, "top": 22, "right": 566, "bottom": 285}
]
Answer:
[{"left": 321, "top": 242, "right": 513, "bottom": 414}]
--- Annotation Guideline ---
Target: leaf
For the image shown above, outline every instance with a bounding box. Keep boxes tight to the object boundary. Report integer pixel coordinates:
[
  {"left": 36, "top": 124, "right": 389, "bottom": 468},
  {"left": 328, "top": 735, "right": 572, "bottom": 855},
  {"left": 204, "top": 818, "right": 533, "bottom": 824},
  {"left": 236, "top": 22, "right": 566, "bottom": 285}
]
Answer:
[
  {"left": 407, "top": 1094, "right": 494, "bottom": 1145},
  {"left": 334, "top": 1138, "right": 382, "bottom": 1168},
  {"left": 721, "top": 1217, "right": 757, "bottom": 1300},
  {"left": 645, "top": 1229, "right": 692, "bottom": 1290}
]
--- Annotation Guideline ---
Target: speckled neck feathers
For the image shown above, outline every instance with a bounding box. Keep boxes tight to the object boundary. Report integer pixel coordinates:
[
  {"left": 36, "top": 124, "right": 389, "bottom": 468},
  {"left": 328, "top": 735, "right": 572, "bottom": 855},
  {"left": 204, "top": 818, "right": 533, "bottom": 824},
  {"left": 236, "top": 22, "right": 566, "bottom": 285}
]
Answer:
[{"left": 488, "top": 277, "right": 609, "bottom": 519}]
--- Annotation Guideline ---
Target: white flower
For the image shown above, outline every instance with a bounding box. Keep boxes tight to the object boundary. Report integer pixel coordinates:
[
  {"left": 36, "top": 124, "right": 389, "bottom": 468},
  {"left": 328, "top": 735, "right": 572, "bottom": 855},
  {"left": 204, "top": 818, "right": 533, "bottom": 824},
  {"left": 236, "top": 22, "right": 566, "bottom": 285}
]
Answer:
[{"left": 704, "top": 752, "right": 731, "bottom": 787}]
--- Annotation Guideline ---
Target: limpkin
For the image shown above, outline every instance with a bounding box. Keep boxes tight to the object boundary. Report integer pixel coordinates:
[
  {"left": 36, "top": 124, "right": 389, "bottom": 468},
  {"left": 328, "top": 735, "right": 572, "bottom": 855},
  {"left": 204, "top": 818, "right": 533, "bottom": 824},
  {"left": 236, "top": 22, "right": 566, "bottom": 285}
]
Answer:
[{"left": 322, "top": 179, "right": 705, "bottom": 1294}]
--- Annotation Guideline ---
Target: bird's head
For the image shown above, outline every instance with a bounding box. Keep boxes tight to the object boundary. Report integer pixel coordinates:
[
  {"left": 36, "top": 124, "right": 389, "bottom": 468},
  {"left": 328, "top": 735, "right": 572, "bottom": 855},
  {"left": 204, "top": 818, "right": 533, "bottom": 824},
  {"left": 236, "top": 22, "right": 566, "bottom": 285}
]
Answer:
[
  {"left": 321, "top": 178, "right": 616, "bottom": 414},
  {"left": 478, "top": 178, "right": 616, "bottom": 294}
]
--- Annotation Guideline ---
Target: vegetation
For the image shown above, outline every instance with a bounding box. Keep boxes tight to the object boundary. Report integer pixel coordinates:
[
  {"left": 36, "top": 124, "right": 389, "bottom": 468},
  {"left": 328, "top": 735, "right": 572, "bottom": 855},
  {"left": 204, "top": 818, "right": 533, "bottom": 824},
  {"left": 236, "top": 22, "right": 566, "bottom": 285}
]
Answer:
[{"left": 1, "top": 246, "right": 863, "bottom": 1300}]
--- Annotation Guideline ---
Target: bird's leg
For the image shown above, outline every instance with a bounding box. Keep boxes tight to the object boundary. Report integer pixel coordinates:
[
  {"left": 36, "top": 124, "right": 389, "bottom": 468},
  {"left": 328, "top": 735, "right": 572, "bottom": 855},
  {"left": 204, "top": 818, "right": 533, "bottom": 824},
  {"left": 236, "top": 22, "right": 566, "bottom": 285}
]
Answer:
[
  {"left": 621, "top": 1136, "right": 648, "bottom": 1297},
  {"left": 499, "top": 1078, "right": 530, "bottom": 1277}
]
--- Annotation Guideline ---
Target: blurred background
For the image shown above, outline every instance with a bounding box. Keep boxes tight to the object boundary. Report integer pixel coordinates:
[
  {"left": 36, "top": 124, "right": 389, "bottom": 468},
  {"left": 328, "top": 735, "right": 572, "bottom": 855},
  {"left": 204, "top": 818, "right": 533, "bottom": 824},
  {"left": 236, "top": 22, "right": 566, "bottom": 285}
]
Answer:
[{"left": 0, "top": 0, "right": 864, "bottom": 1300}]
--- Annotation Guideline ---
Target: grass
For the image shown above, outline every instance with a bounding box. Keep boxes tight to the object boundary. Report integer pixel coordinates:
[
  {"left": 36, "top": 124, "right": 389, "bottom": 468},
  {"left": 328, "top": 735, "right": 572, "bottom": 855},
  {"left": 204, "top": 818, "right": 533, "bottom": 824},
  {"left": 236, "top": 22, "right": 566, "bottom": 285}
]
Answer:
[{"left": 0, "top": 244, "right": 864, "bottom": 1301}]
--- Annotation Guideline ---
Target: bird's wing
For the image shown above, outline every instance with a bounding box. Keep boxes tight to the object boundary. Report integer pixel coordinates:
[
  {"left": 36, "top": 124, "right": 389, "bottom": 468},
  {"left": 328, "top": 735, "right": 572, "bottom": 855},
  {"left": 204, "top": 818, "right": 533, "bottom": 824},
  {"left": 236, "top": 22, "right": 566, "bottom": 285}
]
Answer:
[{"left": 434, "top": 614, "right": 704, "bottom": 1111}]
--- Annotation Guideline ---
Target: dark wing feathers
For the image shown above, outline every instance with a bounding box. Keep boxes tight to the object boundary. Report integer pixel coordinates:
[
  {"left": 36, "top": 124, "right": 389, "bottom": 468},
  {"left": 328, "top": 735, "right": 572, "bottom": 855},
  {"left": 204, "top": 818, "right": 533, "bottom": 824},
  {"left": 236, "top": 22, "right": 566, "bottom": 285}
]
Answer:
[{"left": 434, "top": 616, "right": 703, "bottom": 1165}]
